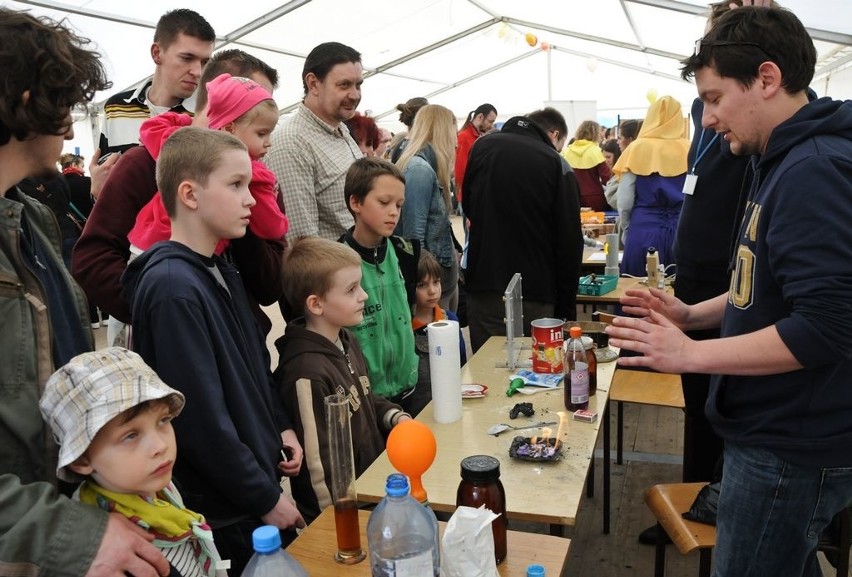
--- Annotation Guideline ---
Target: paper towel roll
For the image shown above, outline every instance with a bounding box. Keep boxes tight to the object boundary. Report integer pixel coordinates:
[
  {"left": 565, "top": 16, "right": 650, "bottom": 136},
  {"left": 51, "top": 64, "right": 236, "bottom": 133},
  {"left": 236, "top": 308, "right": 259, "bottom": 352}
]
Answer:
[{"left": 428, "top": 320, "right": 462, "bottom": 424}]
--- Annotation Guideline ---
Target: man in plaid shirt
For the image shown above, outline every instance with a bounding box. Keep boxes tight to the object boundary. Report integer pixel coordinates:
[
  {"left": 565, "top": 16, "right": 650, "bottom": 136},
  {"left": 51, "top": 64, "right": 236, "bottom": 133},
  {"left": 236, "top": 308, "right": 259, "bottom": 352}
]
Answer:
[{"left": 265, "top": 42, "right": 364, "bottom": 241}]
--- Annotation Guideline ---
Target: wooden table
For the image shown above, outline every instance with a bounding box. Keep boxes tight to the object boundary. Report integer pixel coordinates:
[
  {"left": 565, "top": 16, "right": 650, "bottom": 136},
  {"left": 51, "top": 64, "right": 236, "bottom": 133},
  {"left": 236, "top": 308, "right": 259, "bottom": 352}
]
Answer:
[
  {"left": 356, "top": 336, "right": 616, "bottom": 531},
  {"left": 576, "top": 277, "right": 673, "bottom": 306},
  {"left": 286, "top": 506, "right": 570, "bottom": 576}
]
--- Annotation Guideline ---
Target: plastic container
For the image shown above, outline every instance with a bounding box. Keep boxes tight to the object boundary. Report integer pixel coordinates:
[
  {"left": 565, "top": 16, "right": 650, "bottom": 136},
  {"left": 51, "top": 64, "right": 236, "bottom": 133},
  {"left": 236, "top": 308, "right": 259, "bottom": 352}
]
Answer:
[
  {"left": 241, "top": 525, "right": 309, "bottom": 577},
  {"left": 564, "top": 326, "right": 590, "bottom": 411},
  {"left": 367, "top": 474, "right": 440, "bottom": 576},
  {"left": 526, "top": 563, "right": 546, "bottom": 576},
  {"left": 456, "top": 455, "right": 508, "bottom": 564},
  {"left": 577, "top": 274, "right": 618, "bottom": 296}
]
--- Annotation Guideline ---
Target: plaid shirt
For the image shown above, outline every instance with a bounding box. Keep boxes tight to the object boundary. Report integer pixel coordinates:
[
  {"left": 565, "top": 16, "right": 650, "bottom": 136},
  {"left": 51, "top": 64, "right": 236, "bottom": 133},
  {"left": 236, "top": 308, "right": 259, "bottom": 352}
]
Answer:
[{"left": 264, "top": 103, "right": 361, "bottom": 241}]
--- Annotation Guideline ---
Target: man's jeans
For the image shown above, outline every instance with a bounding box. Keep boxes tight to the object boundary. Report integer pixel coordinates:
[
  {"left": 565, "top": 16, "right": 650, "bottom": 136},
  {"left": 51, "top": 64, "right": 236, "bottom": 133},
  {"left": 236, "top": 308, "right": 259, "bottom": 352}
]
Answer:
[{"left": 714, "top": 442, "right": 852, "bottom": 577}]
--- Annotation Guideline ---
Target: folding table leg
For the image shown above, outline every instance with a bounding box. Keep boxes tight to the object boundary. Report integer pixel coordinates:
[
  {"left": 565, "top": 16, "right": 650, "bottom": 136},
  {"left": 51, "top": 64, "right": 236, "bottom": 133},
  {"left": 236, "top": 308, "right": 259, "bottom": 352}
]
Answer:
[{"left": 602, "top": 399, "right": 611, "bottom": 534}]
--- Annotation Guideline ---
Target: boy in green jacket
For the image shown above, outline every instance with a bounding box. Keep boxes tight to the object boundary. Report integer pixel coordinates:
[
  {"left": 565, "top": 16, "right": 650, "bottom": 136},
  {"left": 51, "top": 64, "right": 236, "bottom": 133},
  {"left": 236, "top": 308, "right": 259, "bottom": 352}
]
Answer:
[{"left": 339, "top": 158, "right": 421, "bottom": 411}]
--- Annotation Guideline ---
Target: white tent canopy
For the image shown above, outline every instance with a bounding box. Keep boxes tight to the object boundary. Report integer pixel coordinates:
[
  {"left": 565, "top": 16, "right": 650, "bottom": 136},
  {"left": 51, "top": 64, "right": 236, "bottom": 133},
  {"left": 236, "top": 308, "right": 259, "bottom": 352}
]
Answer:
[{"left": 9, "top": 0, "right": 852, "bottom": 159}]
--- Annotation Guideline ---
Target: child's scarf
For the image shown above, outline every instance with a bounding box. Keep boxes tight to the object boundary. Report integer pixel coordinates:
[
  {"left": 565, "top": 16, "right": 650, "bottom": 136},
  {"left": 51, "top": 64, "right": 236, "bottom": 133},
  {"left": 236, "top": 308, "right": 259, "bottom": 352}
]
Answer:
[{"left": 79, "top": 481, "right": 220, "bottom": 577}]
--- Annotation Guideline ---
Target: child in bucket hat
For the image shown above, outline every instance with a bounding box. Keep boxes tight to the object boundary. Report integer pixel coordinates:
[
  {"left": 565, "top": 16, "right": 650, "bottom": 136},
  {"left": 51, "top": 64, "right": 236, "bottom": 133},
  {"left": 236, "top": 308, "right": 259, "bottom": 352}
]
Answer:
[{"left": 39, "top": 347, "right": 226, "bottom": 577}]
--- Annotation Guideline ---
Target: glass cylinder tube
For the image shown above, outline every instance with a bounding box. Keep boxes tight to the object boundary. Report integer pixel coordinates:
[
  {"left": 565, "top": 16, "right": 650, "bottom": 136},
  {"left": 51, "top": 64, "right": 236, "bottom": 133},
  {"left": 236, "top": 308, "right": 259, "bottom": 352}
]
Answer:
[{"left": 325, "top": 394, "right": 366, "bottom": 564}]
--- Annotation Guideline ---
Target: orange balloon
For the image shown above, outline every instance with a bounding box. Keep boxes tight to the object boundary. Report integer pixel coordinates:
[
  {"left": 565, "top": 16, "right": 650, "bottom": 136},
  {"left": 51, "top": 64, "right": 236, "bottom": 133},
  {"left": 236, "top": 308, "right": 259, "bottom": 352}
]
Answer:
[
  {"left": 525, "top": 32, "right": 538, "bottom": 47},
  {"left": 386, "top": 420, "right": 437, "bottom": 503}
]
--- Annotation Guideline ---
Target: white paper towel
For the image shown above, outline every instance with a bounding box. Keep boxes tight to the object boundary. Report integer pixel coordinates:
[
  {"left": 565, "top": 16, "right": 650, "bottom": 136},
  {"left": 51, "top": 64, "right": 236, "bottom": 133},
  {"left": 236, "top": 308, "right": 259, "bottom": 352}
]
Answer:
[{"left": 428, "top": 320, "right": 462, "bottom": 424}]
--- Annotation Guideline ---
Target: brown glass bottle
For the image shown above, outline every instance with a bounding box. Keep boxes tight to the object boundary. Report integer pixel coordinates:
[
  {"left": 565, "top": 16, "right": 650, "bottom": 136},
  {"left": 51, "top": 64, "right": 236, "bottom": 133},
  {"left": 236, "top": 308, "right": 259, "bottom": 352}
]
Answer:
[
  {"left": 456, "top": 455, "right": 507, "bottom": 564},
  {"left": 582, "top": 335, "right": 597, "bottom": 396}
]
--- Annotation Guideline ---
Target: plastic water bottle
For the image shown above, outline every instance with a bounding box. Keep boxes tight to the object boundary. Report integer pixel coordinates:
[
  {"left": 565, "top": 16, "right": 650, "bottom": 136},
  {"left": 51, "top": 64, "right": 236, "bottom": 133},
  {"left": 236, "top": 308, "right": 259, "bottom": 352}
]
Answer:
[
  {"left": 367, "top": 474, "right": 440, "bottom": 576},
  {"left": 241, "top": 525, "right": 309, "bottom": 577}
]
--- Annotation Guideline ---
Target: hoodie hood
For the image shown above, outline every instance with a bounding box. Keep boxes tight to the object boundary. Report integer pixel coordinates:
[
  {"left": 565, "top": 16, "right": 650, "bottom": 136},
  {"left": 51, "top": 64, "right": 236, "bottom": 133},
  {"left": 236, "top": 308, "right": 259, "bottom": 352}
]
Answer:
[
  {"left": 564, "top": 139, "right": 605, "bottom": 169},
  {"left": 121, "top": 241, "right": 212, "bottom": 304},
  {"left": 276, "top": 320, "right": 355, "bottom": 367},
  {"left": 139, "top": 112, "right": 193, "bottom": 160},
  {"left": 760, "top": 97, "right": 852, "bottom": 168},
  {"left": 501, "top": 115, "right": 555, "bottom": 149}
]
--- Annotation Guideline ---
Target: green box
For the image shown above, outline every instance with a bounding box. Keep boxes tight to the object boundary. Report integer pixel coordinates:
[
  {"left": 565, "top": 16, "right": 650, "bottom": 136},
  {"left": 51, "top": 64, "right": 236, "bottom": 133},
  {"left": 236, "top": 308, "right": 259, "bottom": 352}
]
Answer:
[{"left": 577, "top": 274, "right": 618, "bottom": 296}]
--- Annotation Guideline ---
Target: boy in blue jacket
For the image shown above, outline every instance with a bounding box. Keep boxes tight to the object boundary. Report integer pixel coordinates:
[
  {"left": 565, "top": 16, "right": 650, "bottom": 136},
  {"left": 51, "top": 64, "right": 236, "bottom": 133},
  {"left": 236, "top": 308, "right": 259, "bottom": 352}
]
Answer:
[{"left": 122, "top": 127, "right": 304, "bottom": 576}]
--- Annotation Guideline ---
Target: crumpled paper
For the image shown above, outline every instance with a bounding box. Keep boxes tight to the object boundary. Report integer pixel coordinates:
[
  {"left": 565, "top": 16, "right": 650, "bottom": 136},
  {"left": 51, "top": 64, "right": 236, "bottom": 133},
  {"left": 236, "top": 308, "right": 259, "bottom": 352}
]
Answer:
[{"left": 441, "top": 505, "right": 500, "bottom": 577}]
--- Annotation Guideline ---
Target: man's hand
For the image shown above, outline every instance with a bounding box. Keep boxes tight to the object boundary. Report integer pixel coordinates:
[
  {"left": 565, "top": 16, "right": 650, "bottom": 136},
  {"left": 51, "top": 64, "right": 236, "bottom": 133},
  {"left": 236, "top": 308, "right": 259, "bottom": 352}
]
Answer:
[
  {"left": 261, "top": 493, "right": 306, "bottom": 530},
  {"left": 278, "top": 429, "right": 303, "bottom": 477},
  {"left": 606, "top": 310, "right": 694, "bottom": 374},
  {"left": 85, "top": 513, "right": 169, "bottom": 577},
  {"left": 619, "top": 287, "right": 690, "bottom": 329},
  {"left": 88, "top": 148, "right": 119, "bottom": 200}
]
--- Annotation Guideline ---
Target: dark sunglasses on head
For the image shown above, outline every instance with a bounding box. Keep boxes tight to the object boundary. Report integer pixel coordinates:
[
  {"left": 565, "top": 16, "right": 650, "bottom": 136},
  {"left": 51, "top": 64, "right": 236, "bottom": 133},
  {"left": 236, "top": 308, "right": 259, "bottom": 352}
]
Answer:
[{"left": 694, "top": 38, "right": 777, "bottom": 62}]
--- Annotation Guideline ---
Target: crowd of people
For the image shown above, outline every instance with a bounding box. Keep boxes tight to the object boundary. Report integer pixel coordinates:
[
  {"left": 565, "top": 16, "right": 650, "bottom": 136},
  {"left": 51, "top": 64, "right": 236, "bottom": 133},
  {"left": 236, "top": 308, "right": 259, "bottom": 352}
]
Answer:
[{"left": 1, "top": 2, "right": 851, "bottom": 577}]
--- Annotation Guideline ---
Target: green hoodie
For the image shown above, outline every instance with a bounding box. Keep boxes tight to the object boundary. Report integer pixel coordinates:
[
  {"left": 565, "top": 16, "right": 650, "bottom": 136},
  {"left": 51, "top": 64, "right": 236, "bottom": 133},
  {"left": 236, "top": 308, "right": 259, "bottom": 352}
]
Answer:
[{"left": 342, "top": 233, "right": 418, "bottom": 399}]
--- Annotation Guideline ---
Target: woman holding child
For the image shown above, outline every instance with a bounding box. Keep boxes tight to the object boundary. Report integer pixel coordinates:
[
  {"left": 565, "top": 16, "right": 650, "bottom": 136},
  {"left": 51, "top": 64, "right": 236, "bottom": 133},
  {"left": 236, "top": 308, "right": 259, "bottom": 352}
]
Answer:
[{"left": 395, "top": 104, "right": 460, "bottom": 312}]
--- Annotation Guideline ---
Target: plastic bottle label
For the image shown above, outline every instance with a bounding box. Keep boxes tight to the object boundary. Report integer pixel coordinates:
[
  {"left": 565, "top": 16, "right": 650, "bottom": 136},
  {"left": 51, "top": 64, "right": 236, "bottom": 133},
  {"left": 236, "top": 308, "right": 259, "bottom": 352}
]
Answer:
[
  {"left": 374, "top": 551, "right": 435, "bottom": 576},
  {"left": 570, "top": 363, "right": 589, "bottom": 404}
]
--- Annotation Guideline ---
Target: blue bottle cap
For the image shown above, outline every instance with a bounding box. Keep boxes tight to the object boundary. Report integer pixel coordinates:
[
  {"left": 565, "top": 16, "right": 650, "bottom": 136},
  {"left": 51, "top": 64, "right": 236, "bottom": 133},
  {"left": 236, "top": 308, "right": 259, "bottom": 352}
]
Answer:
[
  {"left": 526, "top": 564, "right": 546, "bottom": 577},
  {"left": 252, "top": 525, "right": 282, "bottom": 553},
  {"left": 385, "top": 473, "right": 410, "bottom": 497}
]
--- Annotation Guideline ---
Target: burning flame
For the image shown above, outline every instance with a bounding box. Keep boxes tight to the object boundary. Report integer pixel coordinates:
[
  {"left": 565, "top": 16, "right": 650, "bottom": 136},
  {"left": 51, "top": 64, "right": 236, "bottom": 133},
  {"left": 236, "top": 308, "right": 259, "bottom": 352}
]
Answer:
[
  {"left": 555, "top": 411, "right": 567, "bottom": 444},
  {"left": 541, "top": 427, "right": 552, "bottom": 444}
]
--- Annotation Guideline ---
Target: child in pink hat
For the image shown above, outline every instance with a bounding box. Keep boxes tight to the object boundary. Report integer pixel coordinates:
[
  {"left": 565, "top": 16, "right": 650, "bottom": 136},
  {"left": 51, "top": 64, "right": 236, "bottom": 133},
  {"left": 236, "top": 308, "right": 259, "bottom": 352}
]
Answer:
[{"left": 129, "top": 73, "right": 288, "bottom": 255}]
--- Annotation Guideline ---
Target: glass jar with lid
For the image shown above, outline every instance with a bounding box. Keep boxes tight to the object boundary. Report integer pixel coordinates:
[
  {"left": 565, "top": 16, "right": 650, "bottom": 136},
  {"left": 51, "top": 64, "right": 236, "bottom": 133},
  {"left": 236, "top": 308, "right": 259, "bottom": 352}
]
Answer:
[{"left": 456, "top": 455, "right": 507, "bottom": 563}]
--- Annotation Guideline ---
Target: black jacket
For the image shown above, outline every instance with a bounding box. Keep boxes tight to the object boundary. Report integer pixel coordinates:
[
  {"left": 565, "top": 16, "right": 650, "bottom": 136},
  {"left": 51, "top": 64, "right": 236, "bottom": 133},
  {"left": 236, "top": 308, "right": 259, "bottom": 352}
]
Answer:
[
  {"left": 462, "top": 116, "right": 583, "bottom": 318},
  {"left": 123, "top": 241, "right": 292, "bottom": 525}
]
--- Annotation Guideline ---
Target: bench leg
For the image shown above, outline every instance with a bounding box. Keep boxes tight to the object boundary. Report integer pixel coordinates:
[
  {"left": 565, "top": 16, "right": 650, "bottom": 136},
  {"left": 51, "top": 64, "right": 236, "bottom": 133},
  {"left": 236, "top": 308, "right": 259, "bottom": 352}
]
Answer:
[
  {"left": 655, "top": 522, "right": 666, "bottom": 577},
  {"left": 698, "top": 548, "right": 711, "bottom": 577}
]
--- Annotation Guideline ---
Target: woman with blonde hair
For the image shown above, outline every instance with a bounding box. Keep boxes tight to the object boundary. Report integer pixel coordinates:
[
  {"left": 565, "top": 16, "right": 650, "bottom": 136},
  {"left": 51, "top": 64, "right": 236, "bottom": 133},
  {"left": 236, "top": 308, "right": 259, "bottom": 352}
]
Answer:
[
  {"left": 563, "top": 120, "right": 612, "bottom": 211},
  {"left": 395, "top": 104, "right": 460, "bottom": 311}
]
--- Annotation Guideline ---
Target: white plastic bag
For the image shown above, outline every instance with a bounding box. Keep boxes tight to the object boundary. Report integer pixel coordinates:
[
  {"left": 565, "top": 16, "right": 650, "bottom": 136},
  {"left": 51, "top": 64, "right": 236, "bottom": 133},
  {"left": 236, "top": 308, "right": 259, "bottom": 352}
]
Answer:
[{"left": 441, "top": 505, "right": 500, "bottom": 577}]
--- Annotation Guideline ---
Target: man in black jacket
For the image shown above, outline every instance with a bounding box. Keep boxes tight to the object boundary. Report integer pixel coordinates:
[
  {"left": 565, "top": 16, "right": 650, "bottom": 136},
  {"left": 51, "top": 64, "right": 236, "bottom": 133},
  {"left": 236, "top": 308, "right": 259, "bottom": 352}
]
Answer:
[{"left": 462, "top": 107, "right": 583, "bottom": 352}]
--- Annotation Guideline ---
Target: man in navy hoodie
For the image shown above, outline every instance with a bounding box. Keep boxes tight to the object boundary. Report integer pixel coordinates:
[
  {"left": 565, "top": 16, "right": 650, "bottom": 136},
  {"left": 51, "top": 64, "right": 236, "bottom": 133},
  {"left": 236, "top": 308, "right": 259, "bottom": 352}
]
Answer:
[{"left": 607, "top": 7, "right": 852, "bottom": 576}]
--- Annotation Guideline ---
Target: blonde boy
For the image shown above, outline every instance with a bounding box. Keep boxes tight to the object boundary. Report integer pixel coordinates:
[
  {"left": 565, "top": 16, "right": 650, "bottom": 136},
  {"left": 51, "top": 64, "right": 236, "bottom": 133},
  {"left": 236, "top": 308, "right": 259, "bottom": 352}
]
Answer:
[
  {"left": 121, "top": 127, "right": 304, "bottom": 576},
  {"left": 275, "top": 236, "right": 410, "bottom": 523}
]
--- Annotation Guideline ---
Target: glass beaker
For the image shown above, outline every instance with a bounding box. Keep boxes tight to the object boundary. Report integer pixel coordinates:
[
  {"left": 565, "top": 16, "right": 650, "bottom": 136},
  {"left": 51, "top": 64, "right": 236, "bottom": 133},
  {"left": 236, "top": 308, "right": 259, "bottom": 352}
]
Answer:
[{"left": 325, "top": 394, "right": 366, "bottom": 564}]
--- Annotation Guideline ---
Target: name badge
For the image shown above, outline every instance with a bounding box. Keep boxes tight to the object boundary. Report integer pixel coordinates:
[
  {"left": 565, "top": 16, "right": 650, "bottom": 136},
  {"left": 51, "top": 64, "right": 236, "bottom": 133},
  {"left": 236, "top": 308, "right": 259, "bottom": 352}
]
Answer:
[{"left": 682, "top": 173, "right": 698, "bottom": 195}]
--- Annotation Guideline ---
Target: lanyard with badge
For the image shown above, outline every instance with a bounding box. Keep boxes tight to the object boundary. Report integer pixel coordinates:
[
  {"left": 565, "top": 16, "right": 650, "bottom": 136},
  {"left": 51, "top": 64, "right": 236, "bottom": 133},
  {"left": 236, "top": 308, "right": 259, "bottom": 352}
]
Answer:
[{"left": 683, "top": 129, "right": 719, "bottom": 195}]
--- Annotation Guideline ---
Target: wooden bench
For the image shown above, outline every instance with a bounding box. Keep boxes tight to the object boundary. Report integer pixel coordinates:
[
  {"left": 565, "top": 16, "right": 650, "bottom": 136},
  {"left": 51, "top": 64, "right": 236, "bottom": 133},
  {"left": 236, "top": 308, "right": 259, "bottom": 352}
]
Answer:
[
  {"left": 645, "top": 483, "right": 715, "bottom": 577},
  {"left": 600, "top": 369, "right": 684, "bottom": 534},
  {"left": 645, "top": 482, "right": 852, "bottom": 577}
]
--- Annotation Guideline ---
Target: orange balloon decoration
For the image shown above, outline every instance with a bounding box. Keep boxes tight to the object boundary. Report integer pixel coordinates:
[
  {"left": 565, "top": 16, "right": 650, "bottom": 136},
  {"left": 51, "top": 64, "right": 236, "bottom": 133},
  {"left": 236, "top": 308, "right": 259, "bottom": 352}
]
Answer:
[{"left": 386, "top": 420, "right": 437, "bottom": 503}]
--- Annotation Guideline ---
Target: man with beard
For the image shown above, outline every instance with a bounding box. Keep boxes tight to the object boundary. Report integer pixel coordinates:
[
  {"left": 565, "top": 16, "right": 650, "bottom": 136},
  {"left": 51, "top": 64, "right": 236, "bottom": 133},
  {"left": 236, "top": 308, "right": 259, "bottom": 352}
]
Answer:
[{"left": 265, "top": 42, "right": 364, "bottom": 241}]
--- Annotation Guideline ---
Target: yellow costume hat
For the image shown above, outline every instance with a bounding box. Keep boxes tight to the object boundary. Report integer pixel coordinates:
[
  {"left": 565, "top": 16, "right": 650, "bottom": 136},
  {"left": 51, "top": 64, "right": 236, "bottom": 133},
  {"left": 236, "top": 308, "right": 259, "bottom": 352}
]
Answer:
[{"left": 612, "top": 95, "right": 690, "bottom": 178}]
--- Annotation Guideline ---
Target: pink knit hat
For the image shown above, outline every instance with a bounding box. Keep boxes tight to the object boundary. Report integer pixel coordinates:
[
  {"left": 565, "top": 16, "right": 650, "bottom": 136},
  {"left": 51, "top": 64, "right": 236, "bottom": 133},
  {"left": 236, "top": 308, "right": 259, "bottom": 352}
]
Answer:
[{"left": 205, "top": 73, "right": 274, "bottom": 130}]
